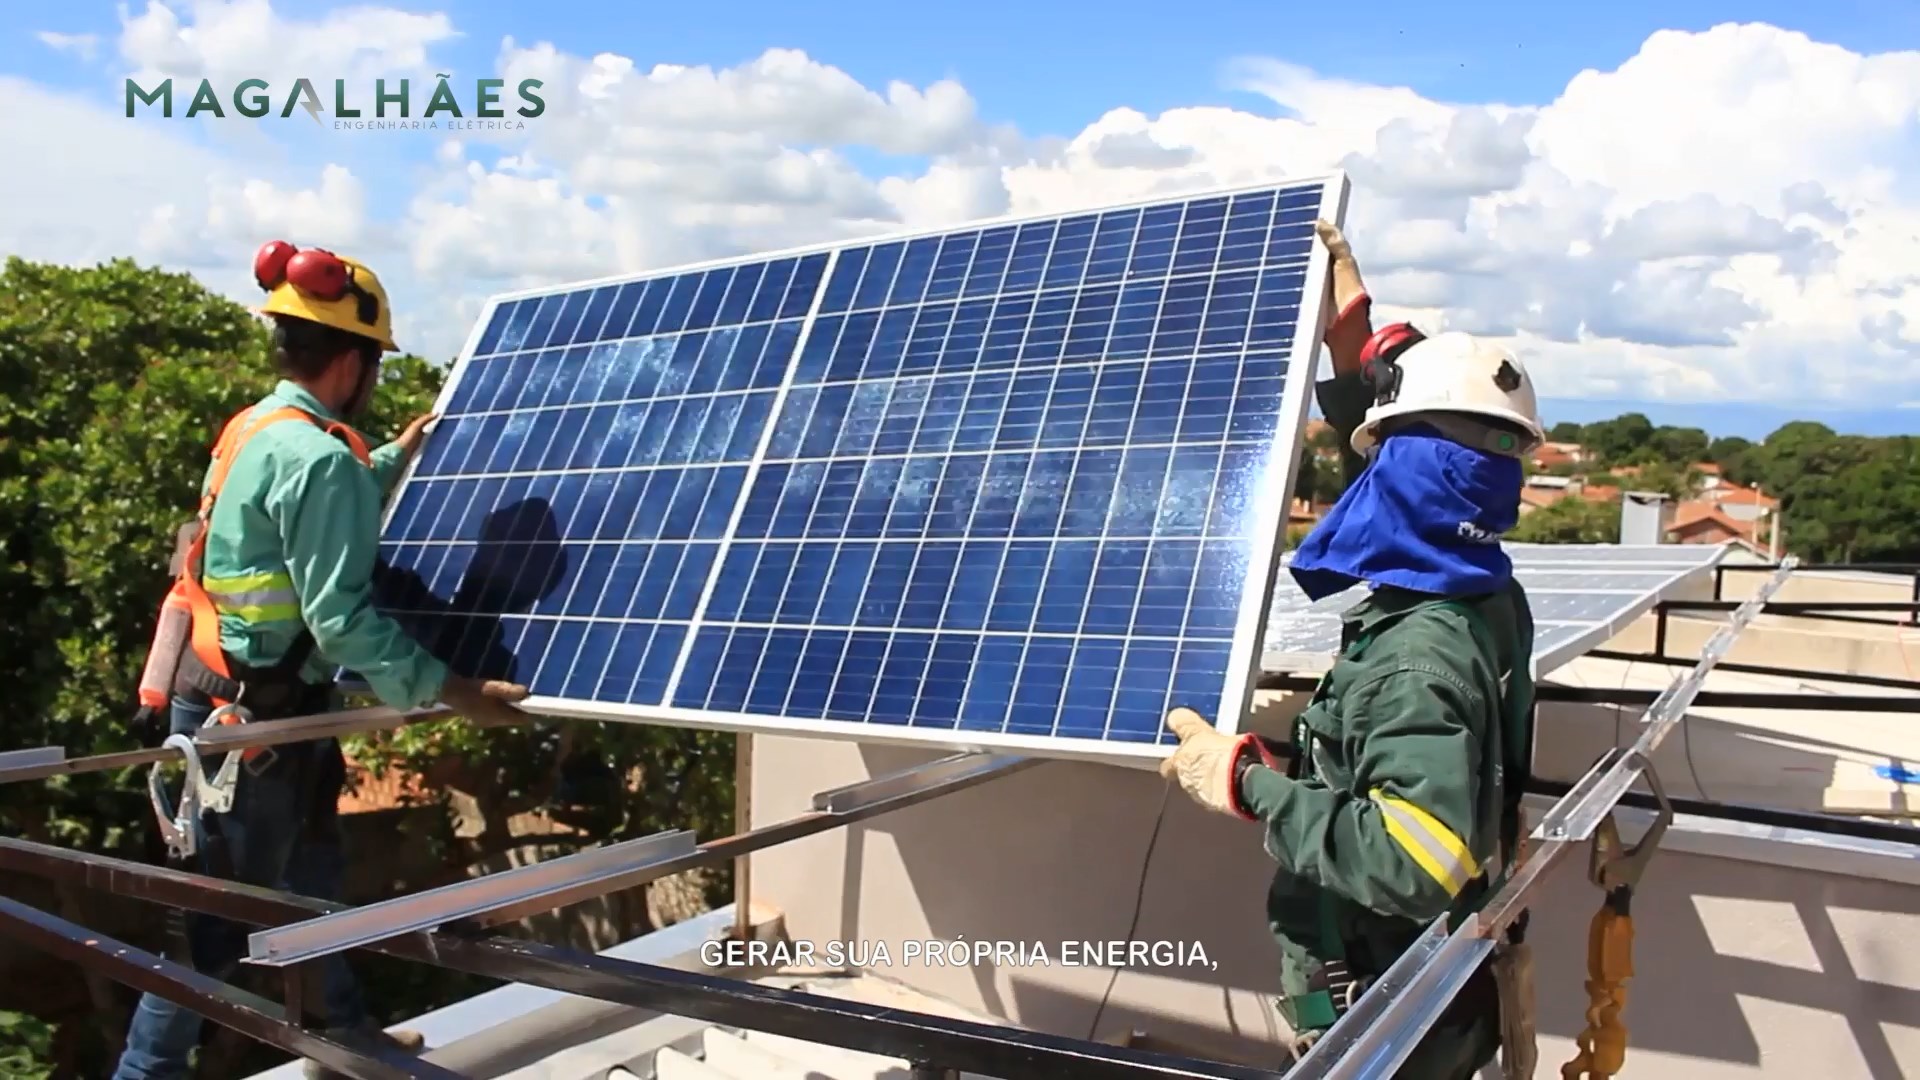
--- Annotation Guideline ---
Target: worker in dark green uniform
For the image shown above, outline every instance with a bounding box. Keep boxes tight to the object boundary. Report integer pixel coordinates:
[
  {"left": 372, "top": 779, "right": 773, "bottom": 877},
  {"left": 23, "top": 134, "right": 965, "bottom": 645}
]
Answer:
[{"left": 1161, "top": 220, "right": 1545, "bottom": 1079}]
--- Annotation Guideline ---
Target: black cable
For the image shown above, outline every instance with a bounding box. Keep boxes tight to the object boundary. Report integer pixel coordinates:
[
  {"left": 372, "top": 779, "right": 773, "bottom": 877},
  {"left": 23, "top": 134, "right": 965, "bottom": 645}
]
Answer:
[{"left": 1086, "top": 778, "right": 1174, "bottom": 1042}]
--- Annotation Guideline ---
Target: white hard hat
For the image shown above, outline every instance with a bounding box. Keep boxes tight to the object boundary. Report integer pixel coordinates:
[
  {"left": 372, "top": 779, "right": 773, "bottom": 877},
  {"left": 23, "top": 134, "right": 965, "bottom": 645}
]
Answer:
[{"left": 1350, "top": 331, "right": 1546, "bottom": 457}]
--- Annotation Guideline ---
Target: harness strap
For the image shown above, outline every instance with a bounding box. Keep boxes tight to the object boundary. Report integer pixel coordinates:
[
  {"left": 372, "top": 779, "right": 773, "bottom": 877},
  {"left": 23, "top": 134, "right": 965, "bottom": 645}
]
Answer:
[{"left": 176, "top": 403, "right": 371, "bottom": 730}]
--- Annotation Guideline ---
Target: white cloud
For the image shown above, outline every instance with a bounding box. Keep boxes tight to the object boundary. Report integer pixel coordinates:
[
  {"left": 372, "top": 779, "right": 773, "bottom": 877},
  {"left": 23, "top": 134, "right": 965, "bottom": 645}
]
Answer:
[
  {"left": 11, "top": 6, "right": 1920, "bottom": 412},
  {"left": 36, "top": 31, "right": 99, "bottom": 61},
  {"left": 117, "top": 0, "right": 456, "bottom": 87}
]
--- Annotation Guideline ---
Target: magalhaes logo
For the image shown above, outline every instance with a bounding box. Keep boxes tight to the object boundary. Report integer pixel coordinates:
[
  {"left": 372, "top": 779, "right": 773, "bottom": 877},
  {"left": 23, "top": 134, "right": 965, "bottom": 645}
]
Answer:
[{"left": 125, "top": 74, "right": 546, "bottom": 131}]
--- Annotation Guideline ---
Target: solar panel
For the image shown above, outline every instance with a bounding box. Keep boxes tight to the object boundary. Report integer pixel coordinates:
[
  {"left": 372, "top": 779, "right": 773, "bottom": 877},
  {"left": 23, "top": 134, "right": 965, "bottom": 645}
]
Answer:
[
  {"left": 1260, "top": 542, "right": 1729, "bottom": 676},
  {"left": 366, "top": 175, "right": 1350, "bottom": 765}
]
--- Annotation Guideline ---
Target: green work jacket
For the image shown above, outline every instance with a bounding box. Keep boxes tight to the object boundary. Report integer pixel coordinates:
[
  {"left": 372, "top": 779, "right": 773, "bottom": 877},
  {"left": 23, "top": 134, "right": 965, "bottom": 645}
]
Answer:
[
  {"left": 1240, "top": 374, "right": 1536, "bottom": 1048},
  {"left": 197, "top": 380, "right": 449, "bottom": 709}
]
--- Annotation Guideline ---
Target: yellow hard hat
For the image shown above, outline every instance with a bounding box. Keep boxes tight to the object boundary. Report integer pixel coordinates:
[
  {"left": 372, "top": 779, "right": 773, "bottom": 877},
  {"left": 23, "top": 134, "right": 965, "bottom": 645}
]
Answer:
[{"left": 253, "top": 241, "right": 398, "bottom": 352}]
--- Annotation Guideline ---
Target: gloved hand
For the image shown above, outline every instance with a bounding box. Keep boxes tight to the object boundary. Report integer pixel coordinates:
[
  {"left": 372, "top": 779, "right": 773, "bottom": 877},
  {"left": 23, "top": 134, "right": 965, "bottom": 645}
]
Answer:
[
  {"left": 1314, "top": 219, "right": 1373, "bottom": 379},
  {"left": 1158, "top": 707, "right": 1286, "bottom": 820},
  {"left": 440, "top": 675, "right": 533, "bottom": 730}
]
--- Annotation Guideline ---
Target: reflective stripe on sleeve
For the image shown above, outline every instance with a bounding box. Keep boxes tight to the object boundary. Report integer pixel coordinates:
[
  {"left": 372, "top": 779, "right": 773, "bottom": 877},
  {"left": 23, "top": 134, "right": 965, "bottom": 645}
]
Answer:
[{"left": 1370, "top": 788, "right": 1478, "bottom": 896}]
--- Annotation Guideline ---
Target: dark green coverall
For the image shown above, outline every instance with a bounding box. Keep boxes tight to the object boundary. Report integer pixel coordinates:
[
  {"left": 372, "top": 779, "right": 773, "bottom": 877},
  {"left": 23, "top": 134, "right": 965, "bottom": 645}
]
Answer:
[{"left": 1240, "top": 373, "right": 1537, "bottom": 1079}]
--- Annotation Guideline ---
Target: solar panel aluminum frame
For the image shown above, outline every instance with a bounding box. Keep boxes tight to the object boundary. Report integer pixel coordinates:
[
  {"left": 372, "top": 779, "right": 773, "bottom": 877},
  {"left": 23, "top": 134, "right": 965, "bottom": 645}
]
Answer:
[{"left": 368, "top": 172, "right": 1352, "bottom": 771}]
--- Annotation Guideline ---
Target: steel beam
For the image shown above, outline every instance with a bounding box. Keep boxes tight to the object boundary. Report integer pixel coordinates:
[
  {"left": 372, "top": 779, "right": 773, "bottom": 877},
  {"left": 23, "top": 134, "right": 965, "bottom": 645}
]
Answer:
[
  {"left": 0, "top": 704, "right": 451, "bottom": 786},
  {"left": 248, "top": 830, "right": 700, "bottom": 968},
  {"left": 1263, "top": 672, "right": 1920, "bottom": 711},
  {"left": 1583, "top": 648, "right": 1920, "bottom": 692},
  {"left": 0, "top": 746, "right": 63, "bottom": 770},
  {"left": 812, "top": 751, "right": 1031, "bottom": 813},
  {"left": 1541, "top": 558, "right": 1797, "bottom": 845},
  {"left": 0, "top": 840, "right": 1280, "bottom": 1080},
  {"left": 0, "top": 893, "right": 460, "bottom": 1080},
  {"left": 249, "top": 752, "right": 1040, "bottom": 964}
]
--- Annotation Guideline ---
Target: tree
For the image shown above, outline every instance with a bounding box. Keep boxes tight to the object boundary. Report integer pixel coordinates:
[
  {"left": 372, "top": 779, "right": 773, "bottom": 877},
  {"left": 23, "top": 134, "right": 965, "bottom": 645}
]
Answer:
[
  {"left": 1581, "top": 413, "right": 1655, "bottom": 464},
  {"left": 1508, "top": 498, "right": 1621, "bottom": 544},
  {"left": 1618, "top": 460, "right": 1700, "bottom": 501},
  {"left": 1705, "top": 435, "right": 1755, "bottom": 483},
  {"left": 1548, "top": 421, "right": 1583, "bottom": 443},
  {"left": 1704, "top": 435, "right": 1752, "bottom": 463},
  {"left": 1649, "top": 425, "right": 1710, "bottom": 466}
]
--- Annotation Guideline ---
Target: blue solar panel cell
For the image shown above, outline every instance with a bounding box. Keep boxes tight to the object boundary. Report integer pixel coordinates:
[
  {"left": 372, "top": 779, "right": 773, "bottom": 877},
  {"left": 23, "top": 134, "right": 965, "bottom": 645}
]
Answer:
[{"left": 366, "top": 175, "right": 1346, "bottom": 764}]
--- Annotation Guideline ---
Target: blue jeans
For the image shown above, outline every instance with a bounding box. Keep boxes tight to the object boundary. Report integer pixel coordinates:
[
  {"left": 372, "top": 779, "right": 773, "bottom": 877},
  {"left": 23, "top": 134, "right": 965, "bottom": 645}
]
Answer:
[{"left": 113, "top": 696, "right": 368, "bottom": 1080}]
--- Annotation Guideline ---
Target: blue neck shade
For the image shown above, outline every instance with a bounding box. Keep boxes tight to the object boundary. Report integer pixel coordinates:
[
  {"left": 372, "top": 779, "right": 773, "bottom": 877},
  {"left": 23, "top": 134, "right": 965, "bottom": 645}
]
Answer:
[{"left": 1289, "top": 425, "right": 1524, "bottom": 602}]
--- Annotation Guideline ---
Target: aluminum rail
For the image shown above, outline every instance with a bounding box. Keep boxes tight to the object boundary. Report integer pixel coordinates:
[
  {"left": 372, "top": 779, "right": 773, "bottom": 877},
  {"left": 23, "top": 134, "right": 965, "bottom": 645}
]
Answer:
[
  {"left": 0, "top": 838, "right": 1284, "bottom": 1080},
  {"left": 249, "top": 830, "right": 701, "bottom": 966},
  {"left": 246, "top": 751, "right": 1038, "bottom": 967},
  {"left": 0, "top": 893, "right": 457, "bottom": 1080},
  {"left": 1284, "top": 558, "right": 1799, "bottom": 1080},
  {"left": 0, "top": 746, "right": 64, "bottom": 770},
  {"left": 0, "top": 704, "right": 454, "bottom": 785}
]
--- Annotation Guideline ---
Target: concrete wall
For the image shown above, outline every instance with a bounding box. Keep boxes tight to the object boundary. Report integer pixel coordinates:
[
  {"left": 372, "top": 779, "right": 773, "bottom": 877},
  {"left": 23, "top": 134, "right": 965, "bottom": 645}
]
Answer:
[{"left": 747, "top": 735, "right": 1920, "bottom": 1078}]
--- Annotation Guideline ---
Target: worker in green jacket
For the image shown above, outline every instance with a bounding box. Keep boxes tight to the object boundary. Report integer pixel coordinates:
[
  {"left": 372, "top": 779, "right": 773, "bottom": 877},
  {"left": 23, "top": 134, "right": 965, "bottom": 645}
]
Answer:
[
  {"left": 1160, "top": 220, "right": 1544, "bottom": 1079},
  {"left": 116, "top": 243, "right": 532, "bottom": 1080}
]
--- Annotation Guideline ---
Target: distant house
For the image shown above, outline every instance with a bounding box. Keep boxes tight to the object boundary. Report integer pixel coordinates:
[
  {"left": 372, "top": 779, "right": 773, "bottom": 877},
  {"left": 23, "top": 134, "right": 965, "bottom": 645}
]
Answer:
[
  {"left": 1696, "top": 480, "right": 1778, "bottom": 524},
  {"left": 1529, "top": 441, "right": 1588, "bottom": 470},
  {"left": 1669, "top": 500, "right": 1779, "bottom": 556},
  {"left": 1649, "top": 469, "right": 1783, "bottom": 553},
  {"left": 1518, "top": 474, "right": 1620, "bottom": 515}
]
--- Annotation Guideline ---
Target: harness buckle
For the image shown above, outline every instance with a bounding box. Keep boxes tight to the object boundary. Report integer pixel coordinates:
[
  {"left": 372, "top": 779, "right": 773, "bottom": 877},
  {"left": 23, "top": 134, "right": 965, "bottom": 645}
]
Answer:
[
  {"left": 148, "top": 734, "right": 207, "bottom": 861},
  {"left": 200, "top": 703, "right": 255, "bottom": 811}
]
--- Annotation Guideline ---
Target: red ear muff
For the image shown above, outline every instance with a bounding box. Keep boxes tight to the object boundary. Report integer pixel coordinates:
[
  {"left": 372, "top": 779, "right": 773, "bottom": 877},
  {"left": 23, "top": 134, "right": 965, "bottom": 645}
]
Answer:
[
  {"left": 254, "top": 241, "right": 383, "bottom": 341},
  {"left": 286, "top": 248, "right": 351, "bottom": 300},
  {"left": 254, "top": 240, "right": 296, "bottom": 291},
  {"left": 1360, "top": 322, "right": 1425, "bottom": 408}
]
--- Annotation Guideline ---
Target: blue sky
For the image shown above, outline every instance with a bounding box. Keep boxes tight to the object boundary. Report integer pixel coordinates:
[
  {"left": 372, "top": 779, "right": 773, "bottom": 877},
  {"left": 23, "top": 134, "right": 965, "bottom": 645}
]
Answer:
[
  {"left": 15, "top": 0, "right": 1919, "bottom": 128},
  {"left": 4, "top": 2, "right": 1919, "bottom": 440}
]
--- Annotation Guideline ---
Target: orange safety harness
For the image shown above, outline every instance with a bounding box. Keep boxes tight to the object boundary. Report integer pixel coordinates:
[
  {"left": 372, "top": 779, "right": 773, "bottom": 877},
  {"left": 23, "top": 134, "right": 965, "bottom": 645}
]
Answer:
[{"left": 136, "top": 403, "right": 372, "bottom": 753}]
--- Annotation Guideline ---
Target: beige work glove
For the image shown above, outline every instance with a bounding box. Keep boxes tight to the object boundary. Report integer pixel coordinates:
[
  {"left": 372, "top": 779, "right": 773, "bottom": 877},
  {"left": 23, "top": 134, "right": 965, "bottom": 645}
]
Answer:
[
  {"left": 1158, "top": 707, "right": 1287, "bottom": 820},
  {"left": 1314, "top": 219, "right": 1374, "bottom": 379},
  {"left": 440, "top": 675, "right": 533, "bottom": 730}
]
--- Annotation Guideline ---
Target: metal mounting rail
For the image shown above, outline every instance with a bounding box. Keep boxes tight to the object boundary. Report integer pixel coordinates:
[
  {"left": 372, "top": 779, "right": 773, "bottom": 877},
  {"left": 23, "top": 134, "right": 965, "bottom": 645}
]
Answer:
[
  {"left": 0, "top": 746, "right": 64, "bottom": 770},
  {"left": 249, "top": 830, "right": 701, "bottom": 966},
  {"left": 1284, "top": 558, "right": 1799, "bottom": 1079},
  {"left": 0, "top": 893, "right": 459, "bottom": 1080},
  {"left": 0, "top": 837, "right": 1281, "bottom": 1080},
  {"left": 247, "top": 751, "right": 1039, "bottom": 968},
  {"left": 0, "top": 704, "right": 453, "bottom": 786}
]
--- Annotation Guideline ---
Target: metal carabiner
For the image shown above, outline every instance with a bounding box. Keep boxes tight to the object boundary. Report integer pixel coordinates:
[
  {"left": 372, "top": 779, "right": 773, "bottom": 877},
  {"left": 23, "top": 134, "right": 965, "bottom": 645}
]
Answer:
[
  {"left": 148, "top": 733, "right": 206, "bottom": 860},
  {"left": 199, "top": 703, "right": 255, "bottom": 813}
]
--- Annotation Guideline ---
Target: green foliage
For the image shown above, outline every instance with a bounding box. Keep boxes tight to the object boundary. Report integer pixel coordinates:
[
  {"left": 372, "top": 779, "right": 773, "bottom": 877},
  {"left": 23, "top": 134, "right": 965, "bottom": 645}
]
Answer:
[
  {"left": 1609, "top": 460, "right": 1700, "bottom": 501},
  {"left": 1544, "top": 409, "right": 1920, "bottom": 562},
  {"left": 0, "top": 255, "right": 560, "bottom": 1065},
  {"left": 0, "top": 1010, "right": 57, "bottom": 1079},
  {"left": 2, "top": 258, "right": 272, "bottom": 847},
  {"left": 1576, "top": 412, "right": 1655, "bottom": 463},
  {"left": 0, "top": 257, "right": 446, "bottom": 849},
  {"left": 1547, "top": 420, "right": 1582, "bottom": 443},
  {"left": 1508, "top": 497, "right": 1622, "bottom": 544},
  {"left": 1647, "top": 425, "right": 1710, "bottom": 466}
]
